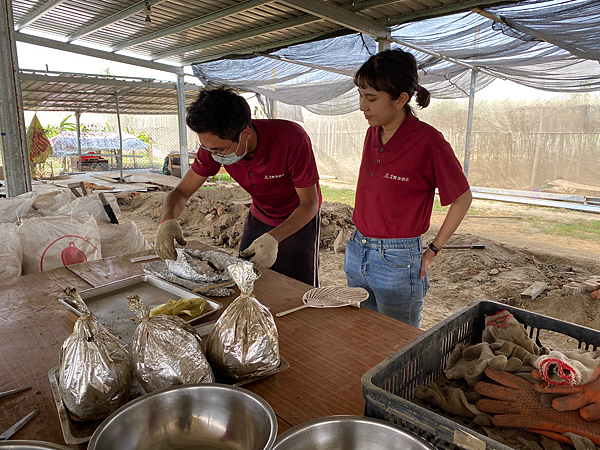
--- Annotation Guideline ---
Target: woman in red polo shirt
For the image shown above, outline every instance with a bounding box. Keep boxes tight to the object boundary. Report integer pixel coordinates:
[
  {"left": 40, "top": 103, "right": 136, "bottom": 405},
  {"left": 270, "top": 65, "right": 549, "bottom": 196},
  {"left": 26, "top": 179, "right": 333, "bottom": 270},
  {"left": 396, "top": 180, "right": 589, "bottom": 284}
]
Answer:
[
  {"left": 156, "top": 86, "right": 322, "bottom": 287},
  {"left": 344, "top": 49, "right": 473, "bottom": 328}
]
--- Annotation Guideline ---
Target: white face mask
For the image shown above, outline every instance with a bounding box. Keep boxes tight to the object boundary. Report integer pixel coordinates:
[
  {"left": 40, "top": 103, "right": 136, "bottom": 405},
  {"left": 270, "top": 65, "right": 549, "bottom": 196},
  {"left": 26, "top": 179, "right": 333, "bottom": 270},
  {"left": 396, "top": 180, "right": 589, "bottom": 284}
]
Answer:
[{"left": 211, "top": 136, "right": 248, "bottom": 165}]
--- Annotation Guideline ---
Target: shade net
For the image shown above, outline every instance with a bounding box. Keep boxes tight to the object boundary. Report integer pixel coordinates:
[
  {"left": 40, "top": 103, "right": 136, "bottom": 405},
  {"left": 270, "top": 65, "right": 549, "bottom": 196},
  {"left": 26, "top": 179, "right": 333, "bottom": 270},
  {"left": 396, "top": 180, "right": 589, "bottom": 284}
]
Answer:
[{"left": 192, "top": 0, "right": 600, "bottom": 116}]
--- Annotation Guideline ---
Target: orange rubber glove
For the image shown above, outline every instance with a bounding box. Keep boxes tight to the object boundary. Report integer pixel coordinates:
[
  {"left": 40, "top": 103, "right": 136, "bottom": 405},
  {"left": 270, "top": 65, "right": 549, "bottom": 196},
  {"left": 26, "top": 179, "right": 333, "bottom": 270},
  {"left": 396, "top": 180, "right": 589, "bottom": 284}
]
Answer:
[
  {"left": 534, "top": 366, "right": 600, "bottom": 422},
  {"left": 475, "top": 367, "right": 600, "bottom": 446}
]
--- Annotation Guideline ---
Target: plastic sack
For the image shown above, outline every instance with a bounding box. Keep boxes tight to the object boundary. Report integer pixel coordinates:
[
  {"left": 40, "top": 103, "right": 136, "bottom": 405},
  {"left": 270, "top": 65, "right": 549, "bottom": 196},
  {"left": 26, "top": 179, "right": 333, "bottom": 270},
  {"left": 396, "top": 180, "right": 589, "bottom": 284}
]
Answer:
[
  {"left": 57, "top": 193, "right": 121, "bottom": 224},
  {"left": 99, "top": 221, "right": 151, "bottom": 258},
  {"left": 32, "top": 190, "right": 76, "bottom": 216},
  {"left": 0, "top": 223, "right": 23, "bottom": 279},
  {"left": 0, "top": 191, "right": 38, "bottom": 223},
  {"left": 17, "top": 212, "right": 101, "bottom": 274},
  {"left": 59, "top": 288, "right": 132, "bottom": 421},
  {"left": 207, "top": 261, "right": 280, "bottom": 380},
  {"left": 127, "top": 295, "right": 214, "bottom": 393}
]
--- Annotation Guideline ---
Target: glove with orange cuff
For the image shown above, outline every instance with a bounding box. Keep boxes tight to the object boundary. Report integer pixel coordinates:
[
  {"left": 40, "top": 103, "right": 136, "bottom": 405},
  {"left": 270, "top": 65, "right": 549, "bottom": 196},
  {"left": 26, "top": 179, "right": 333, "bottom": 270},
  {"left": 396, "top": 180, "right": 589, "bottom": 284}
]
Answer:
[{"left": 475, "top": 367, "right": 600, "bottom": 446}]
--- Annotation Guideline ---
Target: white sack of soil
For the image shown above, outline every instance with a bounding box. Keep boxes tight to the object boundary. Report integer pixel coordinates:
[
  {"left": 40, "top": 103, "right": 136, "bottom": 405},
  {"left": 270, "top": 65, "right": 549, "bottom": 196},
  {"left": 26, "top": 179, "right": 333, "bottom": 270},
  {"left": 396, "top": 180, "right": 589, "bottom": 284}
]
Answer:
[
  {"left": 17, "top": 212, "right": 101, "bottom": 274},
  {"left": 32, "top": 189, "right": 76, "bottom": 216},
  {"left": 57, "top": 192, "right": 121, "bottom": 224},
  {"left": 59, "top": 288, "right": 132, "bottom": 421},
  {"left": 0, "top": 223, "right": 23, "bottom": 279},
  {"left": 99, "top": 220, "right": 151, "bottom": 258},
  {"left": 207, "top": 261, "right": 280, "bottom": 380},
  {"left": 127, "top": 294, "right": 214, "bottom": 393},
  {"left": 0, "top": 191, "right": 37, "bottom": 223}
]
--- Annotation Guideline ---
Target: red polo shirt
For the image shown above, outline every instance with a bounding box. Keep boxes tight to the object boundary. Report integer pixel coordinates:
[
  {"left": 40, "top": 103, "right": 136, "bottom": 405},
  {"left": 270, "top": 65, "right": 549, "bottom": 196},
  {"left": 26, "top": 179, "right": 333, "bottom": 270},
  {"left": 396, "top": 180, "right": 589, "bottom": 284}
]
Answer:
[
  {"left": 353, "top": 113, "right": 470, "bottom": 239},
  {"left": 191, "top": 119, "right": 322, "bottom": 227}
]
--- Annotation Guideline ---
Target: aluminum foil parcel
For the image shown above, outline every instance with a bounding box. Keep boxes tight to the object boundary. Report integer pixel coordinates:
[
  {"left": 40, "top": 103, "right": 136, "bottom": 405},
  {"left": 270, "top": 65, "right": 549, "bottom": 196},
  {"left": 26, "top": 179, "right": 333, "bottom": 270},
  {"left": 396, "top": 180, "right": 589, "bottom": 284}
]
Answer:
[
  {"left": 207, "top": 261, "right": 280, "bottom": 380},
  {"left": 59, "top": 287, "right": 132, "bottom": 421},
  {"left": 127, "top": 294, "right": 214, "bottom": 393}
]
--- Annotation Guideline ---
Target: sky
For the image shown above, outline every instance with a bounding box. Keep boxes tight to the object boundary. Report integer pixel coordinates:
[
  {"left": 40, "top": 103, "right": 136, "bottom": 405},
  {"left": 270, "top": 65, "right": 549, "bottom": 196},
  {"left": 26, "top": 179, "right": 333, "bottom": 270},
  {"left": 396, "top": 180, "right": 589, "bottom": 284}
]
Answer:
[{"left": 16, "top": 41, "right": 564, "bottom": 125}]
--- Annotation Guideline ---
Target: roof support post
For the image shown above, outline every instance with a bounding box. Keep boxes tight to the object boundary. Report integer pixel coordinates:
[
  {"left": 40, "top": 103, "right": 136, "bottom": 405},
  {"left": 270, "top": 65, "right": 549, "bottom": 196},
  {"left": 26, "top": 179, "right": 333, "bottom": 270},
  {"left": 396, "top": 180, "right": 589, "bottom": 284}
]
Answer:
[
  {"left": 75, "top": 111, "right": 82, "bottom": 171},
  {"left": 115, "top": 94, "right": 124, "bottom": 182},
  {"left": 378, "top": 38, "right": 391, "bottom": 52},
  {"left": 463, "top": 68, "right": 478, "bottom": 179},
  {"left": 0, "top": 0, "right": 31, "bottom": 196},
  {"left": 176, "top": 74, "right": 189, "bottom": 177}
]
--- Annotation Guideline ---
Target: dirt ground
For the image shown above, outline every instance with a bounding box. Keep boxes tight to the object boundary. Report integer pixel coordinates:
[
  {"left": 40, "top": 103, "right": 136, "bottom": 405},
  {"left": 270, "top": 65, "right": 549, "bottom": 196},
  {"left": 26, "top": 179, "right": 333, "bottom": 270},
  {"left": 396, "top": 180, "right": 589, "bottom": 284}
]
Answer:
[{"left": 118, "top": 183, "right": 600, "bottom": 339}]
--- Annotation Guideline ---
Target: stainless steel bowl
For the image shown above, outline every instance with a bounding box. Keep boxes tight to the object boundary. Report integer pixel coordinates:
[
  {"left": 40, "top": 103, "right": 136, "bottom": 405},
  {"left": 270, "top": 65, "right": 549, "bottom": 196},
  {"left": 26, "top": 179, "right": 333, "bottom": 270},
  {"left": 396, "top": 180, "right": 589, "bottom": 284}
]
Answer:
[
  {"left": 272, "top": 416, "right": 435, "bottom": 450},
  {"left": 88, "top": 384, "right": 277, "bottom": 450},
  {"left": 0, "top": 442, "right": 70, "bottom": 450}
]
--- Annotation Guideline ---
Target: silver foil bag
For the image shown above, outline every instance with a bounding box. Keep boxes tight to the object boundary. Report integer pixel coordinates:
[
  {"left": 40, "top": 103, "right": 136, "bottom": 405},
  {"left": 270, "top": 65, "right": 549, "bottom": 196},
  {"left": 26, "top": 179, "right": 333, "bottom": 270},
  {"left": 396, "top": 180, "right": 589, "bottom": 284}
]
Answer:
[
  {"left": 207, "top": 261, "right": 280, "bottom": 380},
  {"left": 127, "top": 295, "right": 214, "bottom": 393},
  {"left": 59, "top": 288, "right": 132, "bottom": 422}
]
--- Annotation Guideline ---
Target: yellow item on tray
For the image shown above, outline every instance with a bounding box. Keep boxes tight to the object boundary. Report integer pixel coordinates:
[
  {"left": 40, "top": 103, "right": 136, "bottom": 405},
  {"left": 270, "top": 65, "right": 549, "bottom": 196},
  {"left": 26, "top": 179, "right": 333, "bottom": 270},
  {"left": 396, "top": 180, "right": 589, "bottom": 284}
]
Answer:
[{"left": 149, "top": 297, "right": 206, "bottom": 318}]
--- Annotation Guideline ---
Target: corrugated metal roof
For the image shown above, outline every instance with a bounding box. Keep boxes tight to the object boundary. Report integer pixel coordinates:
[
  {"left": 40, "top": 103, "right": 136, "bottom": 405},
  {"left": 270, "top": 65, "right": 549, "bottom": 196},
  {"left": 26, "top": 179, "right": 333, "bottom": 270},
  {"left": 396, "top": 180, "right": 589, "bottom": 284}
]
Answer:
[
  {"left": 12, "top": 0, "right": 516, "bottom": 67},
  {"left": 19, "top": 71, "right": 200, "bottom": 114}
]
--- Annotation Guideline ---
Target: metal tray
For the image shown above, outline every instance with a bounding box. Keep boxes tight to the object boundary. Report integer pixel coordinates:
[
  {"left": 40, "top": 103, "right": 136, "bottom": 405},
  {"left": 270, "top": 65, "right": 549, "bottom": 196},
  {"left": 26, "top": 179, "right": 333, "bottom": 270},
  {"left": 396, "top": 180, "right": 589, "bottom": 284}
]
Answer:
[
  {"left": 50, "top": 321, "right": 288, "bottom": 444},
  {"left": 59, "top": 274, "right": 223, "bottom": 344}
]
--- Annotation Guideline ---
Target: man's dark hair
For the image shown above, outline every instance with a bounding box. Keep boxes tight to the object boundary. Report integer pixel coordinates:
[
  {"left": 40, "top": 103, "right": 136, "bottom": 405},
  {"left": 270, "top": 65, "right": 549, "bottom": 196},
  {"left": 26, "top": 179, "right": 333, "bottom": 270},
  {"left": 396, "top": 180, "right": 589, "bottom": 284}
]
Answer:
[{"left": 186, "top": 86, "right": 252, "bottom": 141}]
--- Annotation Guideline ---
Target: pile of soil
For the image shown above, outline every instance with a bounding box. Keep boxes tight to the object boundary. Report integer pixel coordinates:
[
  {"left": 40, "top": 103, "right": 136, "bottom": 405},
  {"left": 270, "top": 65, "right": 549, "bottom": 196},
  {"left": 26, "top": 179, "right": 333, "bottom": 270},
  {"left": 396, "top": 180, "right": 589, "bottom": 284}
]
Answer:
[{"left": 118, "top": 186, "right": 600, "bottom": 338}]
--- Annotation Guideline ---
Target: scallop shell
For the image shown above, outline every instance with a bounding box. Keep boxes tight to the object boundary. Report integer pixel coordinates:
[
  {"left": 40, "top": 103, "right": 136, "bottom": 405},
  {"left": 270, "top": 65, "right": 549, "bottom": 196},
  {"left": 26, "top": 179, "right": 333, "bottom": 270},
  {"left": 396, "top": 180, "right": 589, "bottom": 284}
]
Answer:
[{"left": 302, "top": 286, "right": 369, "bottom": 308}]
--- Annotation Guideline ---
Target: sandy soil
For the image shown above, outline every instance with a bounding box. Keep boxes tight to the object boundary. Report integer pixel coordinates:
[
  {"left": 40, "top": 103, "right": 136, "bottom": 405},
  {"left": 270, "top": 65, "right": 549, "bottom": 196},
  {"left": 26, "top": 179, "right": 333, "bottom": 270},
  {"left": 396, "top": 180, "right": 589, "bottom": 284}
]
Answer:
[{"left": 118, "top": 184, "right": 600, "bottom": 340}]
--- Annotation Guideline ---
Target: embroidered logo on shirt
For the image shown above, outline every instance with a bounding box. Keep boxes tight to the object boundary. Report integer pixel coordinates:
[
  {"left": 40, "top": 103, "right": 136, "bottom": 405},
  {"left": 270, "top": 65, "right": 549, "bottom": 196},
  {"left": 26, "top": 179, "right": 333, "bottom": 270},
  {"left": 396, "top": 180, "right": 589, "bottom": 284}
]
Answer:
[
  {"left": 264, "top": 174, "right": 285, "bottom": 179},
  {"left": 384, "top": 173, "right": 409, "bottom": 182}
]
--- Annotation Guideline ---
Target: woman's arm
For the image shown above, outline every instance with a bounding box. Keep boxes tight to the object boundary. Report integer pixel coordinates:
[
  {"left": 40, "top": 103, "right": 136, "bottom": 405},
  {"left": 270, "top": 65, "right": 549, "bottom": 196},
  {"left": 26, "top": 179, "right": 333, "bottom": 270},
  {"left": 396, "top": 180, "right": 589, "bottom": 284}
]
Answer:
[{"left": 420, "top": 189, "right": 473, "bottom": 279}]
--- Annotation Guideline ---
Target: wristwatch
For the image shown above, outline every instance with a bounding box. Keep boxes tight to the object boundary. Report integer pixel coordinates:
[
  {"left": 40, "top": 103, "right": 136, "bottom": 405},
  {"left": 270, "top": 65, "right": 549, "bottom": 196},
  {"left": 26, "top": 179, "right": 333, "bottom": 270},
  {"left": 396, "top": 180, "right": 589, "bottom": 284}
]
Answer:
[{"left": 428, "top": 242, "right": 442, "bottom": 255}]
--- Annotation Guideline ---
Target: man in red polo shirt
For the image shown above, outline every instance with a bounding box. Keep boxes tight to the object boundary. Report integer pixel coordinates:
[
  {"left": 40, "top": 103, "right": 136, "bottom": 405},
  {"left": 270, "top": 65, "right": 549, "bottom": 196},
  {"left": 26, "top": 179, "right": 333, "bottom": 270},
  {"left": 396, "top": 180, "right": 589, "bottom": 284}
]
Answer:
[{"left": 156, "top": 86, "right": 322, "bottom": 286}]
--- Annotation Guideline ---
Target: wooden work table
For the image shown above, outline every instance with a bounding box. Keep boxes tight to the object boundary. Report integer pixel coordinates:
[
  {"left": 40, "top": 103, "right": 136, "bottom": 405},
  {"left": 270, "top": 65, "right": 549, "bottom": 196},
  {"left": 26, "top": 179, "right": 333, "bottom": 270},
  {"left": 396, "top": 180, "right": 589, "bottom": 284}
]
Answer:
[{"left": 0, "top": 242, "right": 423, "bottom": 448}]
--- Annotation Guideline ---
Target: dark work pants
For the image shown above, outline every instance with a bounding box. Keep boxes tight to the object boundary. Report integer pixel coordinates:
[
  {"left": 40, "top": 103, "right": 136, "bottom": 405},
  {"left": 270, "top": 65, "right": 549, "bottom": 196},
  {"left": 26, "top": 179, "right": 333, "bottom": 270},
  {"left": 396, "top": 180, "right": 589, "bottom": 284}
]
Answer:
[{"left": 239, "top": 211, "right": 320, "bottom": 287}]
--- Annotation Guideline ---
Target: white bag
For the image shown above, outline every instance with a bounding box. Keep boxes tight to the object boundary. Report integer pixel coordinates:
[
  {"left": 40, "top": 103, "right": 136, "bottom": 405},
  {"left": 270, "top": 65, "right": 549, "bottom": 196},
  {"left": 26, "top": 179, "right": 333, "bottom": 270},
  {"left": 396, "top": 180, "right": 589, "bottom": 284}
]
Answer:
[
  {"left": 33, "top": 190, "right": 76, "bottom": 216},
  {"left": 17, "top": 213, "right": 101, "bottom": 274},
  {"left": 57, "top": 193, "right": 121, "bottom": 224},
  {"left": 0, "top": 191, "right": 38, "bottom": 223},
  {"left": 0, "top": 223, "right": 23, "bottom": 279},
  {"left": 99, "top": 221, "right": 152, "bottom": 258}
]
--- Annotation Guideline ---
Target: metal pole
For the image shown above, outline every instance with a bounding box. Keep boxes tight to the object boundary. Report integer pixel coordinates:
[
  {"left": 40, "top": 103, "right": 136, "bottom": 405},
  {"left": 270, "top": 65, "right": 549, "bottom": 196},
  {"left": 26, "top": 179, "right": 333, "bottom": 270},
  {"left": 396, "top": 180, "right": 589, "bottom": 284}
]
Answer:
[
  {"left": 176, "top": 73, "right": 189, "bottom": 177},
  {"left": 377, "top": 38, "right": 391, "bottom": 52},
  {"left": 463, "top": 69, "right": 478, "bottom": 179},
  {"left": 529, "top": 112, "right": 544, "bottom": 188},
  {"left": 75, "top": 111, "right": 82, "bottom": 171},
  {"left": 115, "top": 94, "right": 123, "bottom": 181},
  {"left": 0, "top": 0, "right": 31, "bottom": 196}
]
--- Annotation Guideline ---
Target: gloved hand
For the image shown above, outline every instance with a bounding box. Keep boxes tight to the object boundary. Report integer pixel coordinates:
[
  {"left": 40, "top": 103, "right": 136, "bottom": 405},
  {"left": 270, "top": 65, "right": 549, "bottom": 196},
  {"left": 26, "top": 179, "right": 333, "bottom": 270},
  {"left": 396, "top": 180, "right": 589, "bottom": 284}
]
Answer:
[
  {"left": 155, "top": 219, "right": 187, "bottom": 260},
  {"left": 475, "top": 367, "right": 600, "bottom": 445},
  {"left": 239, "top": 233, "right": 278, "bottom": 268},
  {"left": 534, "top": 366, "right": 600, "bottom": 421}
]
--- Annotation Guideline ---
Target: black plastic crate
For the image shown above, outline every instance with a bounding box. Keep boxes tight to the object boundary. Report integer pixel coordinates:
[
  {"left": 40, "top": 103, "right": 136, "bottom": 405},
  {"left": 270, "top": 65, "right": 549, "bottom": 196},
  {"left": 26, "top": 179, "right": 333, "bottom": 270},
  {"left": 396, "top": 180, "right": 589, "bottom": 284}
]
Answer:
[{"left": 362, "top": 300, "right": 600, "bottom": 450}]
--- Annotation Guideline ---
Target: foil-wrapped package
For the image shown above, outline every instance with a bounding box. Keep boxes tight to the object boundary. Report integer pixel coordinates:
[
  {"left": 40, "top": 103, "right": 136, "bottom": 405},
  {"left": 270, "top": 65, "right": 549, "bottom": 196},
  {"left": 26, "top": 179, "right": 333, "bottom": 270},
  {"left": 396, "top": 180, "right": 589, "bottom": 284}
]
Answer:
[
  {"left": 59, "top": 288, "right": 132, "bottom": 422},
  {"left": 207, "top": 261, "right": 280, "bottom": 380},
  {"left": 127, "top": 294, "right": 214, "bottom": 393}
]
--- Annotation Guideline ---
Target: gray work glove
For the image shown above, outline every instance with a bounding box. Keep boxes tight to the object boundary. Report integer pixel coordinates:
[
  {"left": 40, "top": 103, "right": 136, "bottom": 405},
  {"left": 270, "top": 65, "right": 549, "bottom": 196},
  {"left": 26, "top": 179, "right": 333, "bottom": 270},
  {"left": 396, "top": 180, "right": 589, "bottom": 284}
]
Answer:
[
  {"left": 239, "top": 233, "right": 278, "bottom": 268},
  {"left": 155, "top": 219, "right": 187, "bottom": 260}
]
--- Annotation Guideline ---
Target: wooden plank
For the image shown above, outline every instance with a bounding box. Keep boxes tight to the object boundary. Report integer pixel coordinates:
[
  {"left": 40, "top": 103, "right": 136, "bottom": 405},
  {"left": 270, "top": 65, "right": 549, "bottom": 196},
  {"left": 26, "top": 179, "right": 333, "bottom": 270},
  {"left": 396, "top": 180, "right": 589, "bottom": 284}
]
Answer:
[
  {"left": 547, "top": 179, "right": 600, "bottom": 193},
  {"left": 471, "top": 192, "right": 600, "bottom": 214},
  {"left": 471, "top": 186, "right": 586, "bottom": 203},
  {"left": 0, "top": 268, "right": 92, "bottom": 448},
  {"left": 520, "top": 281, "right": 547, "bottom": 300}
]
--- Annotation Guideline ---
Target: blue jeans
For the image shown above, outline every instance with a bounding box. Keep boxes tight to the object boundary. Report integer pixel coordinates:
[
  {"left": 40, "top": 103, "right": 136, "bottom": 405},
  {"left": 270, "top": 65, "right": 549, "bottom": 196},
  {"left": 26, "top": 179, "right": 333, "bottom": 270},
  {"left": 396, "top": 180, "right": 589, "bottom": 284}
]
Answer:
[{"left": 343, "top": 229, "right": 430, "bottom": 328}]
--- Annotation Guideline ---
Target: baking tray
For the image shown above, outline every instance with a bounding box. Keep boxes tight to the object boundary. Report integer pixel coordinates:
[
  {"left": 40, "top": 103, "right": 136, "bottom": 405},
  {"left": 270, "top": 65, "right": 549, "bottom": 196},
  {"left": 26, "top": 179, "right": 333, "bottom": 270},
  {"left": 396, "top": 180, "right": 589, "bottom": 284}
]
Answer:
[
  {"left": 59, "top": 274, "right": 223, "bottom": 344},
  {"left": 50, "top": 321, "right": 288, "bottom": 444}
]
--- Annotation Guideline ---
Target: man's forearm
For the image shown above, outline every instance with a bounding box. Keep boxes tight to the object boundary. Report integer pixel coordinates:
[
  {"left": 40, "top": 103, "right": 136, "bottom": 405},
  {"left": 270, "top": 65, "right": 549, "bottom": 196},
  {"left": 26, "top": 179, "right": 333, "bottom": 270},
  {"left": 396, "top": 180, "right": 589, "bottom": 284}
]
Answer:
[
  {"left": 268, "top": 201, "right": 319, "bottom": 243},
  {"left": 160, "top": 189, "right": 190, "bottom": 222}
]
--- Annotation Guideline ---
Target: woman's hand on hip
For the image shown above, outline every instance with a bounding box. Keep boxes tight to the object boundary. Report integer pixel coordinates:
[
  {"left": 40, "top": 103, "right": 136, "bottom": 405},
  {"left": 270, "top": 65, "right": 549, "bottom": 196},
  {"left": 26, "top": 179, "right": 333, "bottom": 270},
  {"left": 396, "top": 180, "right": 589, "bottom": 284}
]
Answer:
[{"left": 420, "top": 248, "right": 435, "bottom": 280}]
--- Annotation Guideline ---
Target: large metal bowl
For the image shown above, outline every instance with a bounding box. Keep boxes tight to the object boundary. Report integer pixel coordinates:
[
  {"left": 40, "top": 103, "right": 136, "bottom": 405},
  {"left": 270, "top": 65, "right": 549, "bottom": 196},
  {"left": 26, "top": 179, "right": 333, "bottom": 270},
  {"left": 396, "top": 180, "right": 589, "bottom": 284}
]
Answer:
[
  {"left": 272, "top": 416, "right": 435, "bottom": 450},
  {"left": 0, "top": 442, "right": 70, "bottom": 450},
  {"left": 88, "top": 384, "right": 277, "bottom": 450}
]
